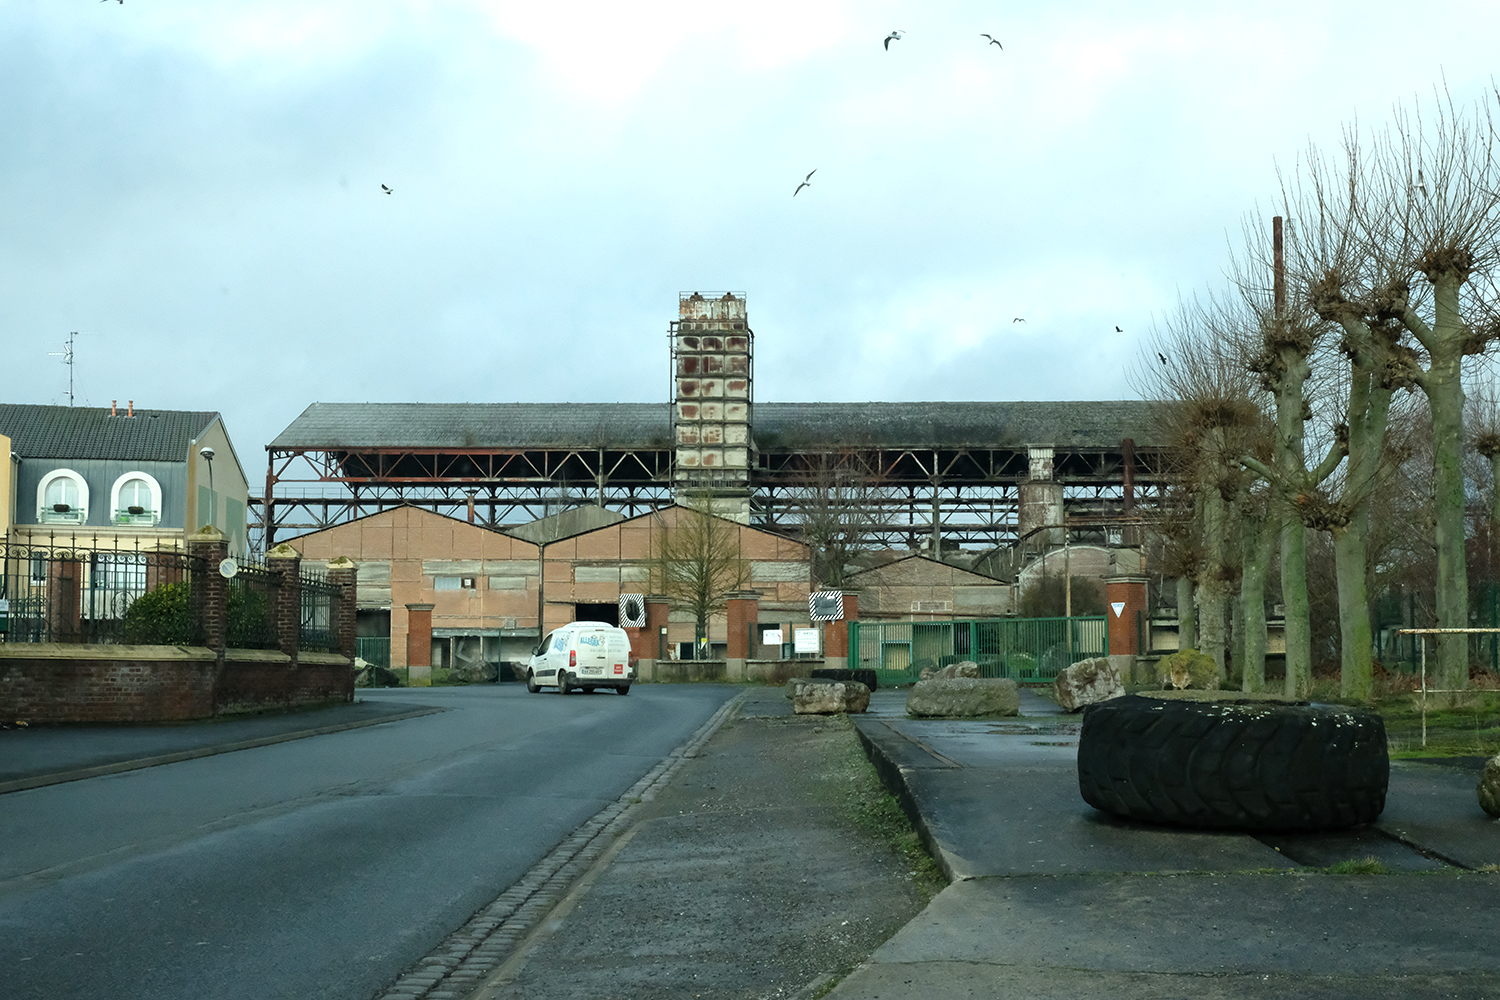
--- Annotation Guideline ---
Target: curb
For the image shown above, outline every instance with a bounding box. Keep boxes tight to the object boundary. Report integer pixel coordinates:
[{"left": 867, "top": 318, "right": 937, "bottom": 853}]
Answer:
[
  {"left": 372, "top": 689, "right": 751, "bottom": 1000},
  {"left": 852, "top": 717, "right": 969, "bottom": 882},
  {"left": 0, "top": 705, "right": 444, "bottom": 795}
]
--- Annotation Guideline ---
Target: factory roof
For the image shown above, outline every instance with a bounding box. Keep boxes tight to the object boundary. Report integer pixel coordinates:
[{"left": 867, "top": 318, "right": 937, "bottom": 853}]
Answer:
[{"left": 269, "top": 400, "right": 1163, "bottom": 452}]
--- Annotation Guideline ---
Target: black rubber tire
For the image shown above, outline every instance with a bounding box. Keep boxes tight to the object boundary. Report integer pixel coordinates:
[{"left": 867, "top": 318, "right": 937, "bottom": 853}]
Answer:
[
  {"left": 525, "top": 670, "right": 540, "bottom": 694},
  {"left": 616, "top": 685, "right": 630, "bottom": 696},
  {"left": 559, "top": 673, "right": 572, "bottom": 696},
  {"left": 583, "top": 686, "right": 595, "bottom": 694},
  {"left": 810, "top": 668, "right": 878, "bottom": 692},
  {"left": 1077, "top": 695, "right": 1388, "bottom": 831}
]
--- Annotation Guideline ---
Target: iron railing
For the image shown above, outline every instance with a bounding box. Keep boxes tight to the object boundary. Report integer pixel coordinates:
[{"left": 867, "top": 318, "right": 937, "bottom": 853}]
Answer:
[
  {"left": 299, "top": 568, "right": 340, "bottom": 651},
  {"left": 848, "top": 616, "right": 1108, "bottom": 686},
  {"left": 226, "top": 559, "right": 279, "bottom": 649},
  {"left": 0, "top": 538, "right": 204, "bottom": 645}
]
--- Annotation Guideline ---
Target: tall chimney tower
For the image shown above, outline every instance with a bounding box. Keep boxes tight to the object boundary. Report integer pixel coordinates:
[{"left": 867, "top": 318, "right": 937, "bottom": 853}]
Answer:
[{"left": 670, "top": 291, "right": 754, "bottom": 522}]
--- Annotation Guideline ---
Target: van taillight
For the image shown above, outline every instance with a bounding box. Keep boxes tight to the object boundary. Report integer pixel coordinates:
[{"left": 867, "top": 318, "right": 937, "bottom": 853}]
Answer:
[{"left": 570, "top": 650, "right": 577, "bottom": 667}]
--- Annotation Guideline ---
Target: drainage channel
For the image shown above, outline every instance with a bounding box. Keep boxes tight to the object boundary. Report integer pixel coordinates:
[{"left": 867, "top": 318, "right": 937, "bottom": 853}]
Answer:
[{"left": 370, "top": 691, "right": 748, "bottom": 1000}]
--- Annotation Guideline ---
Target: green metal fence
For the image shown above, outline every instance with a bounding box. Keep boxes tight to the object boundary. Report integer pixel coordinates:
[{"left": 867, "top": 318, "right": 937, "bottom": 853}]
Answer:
[{"left": 847, "top": 617, "right": 1109, "bottom": 687}]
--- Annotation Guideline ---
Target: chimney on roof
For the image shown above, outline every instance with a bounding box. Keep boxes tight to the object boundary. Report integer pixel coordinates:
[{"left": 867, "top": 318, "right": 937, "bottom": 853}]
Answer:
[
  {"left": 111, "top": 400, "right": 117, "bottom": 417},
  {"left": 127, "top": 400, "right": 134, "bottom": 417}
]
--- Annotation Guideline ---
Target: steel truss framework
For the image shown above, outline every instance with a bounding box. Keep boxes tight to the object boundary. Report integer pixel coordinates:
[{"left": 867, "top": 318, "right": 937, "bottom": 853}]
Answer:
[{"left": 253, "top": 440, "right": 1169, "bottom": 552}]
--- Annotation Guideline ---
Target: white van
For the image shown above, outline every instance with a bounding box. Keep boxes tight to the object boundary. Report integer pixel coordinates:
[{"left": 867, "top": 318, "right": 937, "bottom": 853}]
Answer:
[{"left": 526, "top": 622, "right": 635, "bottom": 695}]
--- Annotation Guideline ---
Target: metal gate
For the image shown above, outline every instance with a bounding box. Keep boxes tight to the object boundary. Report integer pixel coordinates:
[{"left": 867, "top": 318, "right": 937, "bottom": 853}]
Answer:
[{"left": 847, "top": 616, "right": 1108, "bottom": 687}]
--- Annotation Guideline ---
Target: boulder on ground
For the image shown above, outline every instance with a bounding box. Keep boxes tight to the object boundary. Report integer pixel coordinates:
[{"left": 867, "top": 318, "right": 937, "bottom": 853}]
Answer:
[
  {"left": 920, "top": 660, "right": 981, "bottom": 681},
  {"left": 906, "top": 677, "right": 1019, "bottom": 718},
  {"left": 1053, "top": 657, "right": 1124, "bottom": 712},
  {"left": 792, "top": 680, "right": 870, "bottom": 715},
  {"left": 1479, "top": 755, "right": 1500, "bottom": 818},
  {"left": 1156, "top": 648, "right": 1219, "bottom": 690},
  {"left": 450, "top": 660, "right": 499, "bottom": 683}
]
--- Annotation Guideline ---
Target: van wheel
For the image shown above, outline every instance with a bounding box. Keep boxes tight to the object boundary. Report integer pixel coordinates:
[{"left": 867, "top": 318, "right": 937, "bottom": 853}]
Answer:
[
  {"left": 559, "top": 673, "right": 572, "bottom": 696},
  {"left": 525, "top": 670, "right": 539, "bottom": 694},
  {"left": 616, "top": 685, "right": 630, "bottom": 696}
]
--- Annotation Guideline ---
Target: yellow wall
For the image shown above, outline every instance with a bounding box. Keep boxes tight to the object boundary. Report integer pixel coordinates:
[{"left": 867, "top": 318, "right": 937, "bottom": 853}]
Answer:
[
  {"left": 186, "top": 418, "right": 251, "bottom": 554},
  {"left": 0, "top": 433, "right": 13, "bottom": 539}
]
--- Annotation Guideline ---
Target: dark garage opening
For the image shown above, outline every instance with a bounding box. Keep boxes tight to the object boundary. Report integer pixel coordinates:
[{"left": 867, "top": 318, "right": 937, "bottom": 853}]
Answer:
[{"left": 574, "top": 602, "right": 619, "bottom": 626}]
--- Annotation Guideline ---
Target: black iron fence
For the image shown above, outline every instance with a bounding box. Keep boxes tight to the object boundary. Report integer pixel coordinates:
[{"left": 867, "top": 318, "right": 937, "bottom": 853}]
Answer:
[
  {"left": 227, "top": 559, "right": 279, "bottom": 650},
  {"left": 0, "top": 539, "right": 205, "bottom": 645},
  {"left": 300, "top": 568, "right": 340, "bottom": 651}
]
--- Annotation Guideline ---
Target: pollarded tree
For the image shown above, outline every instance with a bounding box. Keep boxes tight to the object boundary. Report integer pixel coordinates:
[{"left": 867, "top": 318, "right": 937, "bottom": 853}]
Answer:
[
  {"left": 1278, "top": 90, "right": 1500, "bottom": 691},
  {"left": 781, "top": 451, "right": 883, "bottom": 590}
]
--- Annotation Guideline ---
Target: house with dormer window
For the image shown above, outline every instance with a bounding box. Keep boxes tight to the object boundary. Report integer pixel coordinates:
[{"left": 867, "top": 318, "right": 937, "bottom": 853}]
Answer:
[{"left": 0, "top": 403, "right": 250, "bottom": 554}]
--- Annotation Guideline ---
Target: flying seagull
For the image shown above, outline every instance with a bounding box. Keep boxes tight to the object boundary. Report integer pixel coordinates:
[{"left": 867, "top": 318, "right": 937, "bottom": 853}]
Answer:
[
  {"left": 793, "top": 169, "right": 816, "bottom": 197},
  {"left": 1157, "top": 352, "right": 1168, "bottom": 365},
  {"left": 1115, "top": 326, "right": 1123, "bottom": 333},
  {"left": 884, "top": 30, "right": 903, "bottom": 50},
  {"left": 381, "top": 184, "right": 393, "bottom": 195},
  {"left": 1012, "top": 317, "right": 1025, "bottom": 324},
  {"left": 980, "top": 33, "right": 1002, "bottom": 48}
]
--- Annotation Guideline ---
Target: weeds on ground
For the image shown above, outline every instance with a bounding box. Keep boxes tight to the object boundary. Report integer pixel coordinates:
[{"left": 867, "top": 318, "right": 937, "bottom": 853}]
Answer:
[
  {"left": 813, "top": 715, "right": 947, "bottom": 896},
  {"left": 1278, "top": 667, "right": 1500, "bottom": 759},
  {"left": 1326, "top": 857, "right": 1392, "bottom": 875}
]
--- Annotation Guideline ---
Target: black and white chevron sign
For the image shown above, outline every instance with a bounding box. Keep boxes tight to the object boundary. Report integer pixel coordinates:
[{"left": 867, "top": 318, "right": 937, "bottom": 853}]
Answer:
[
  {"left": 809, "top": 591, "right": 844, "bottom": 621},
  {"left": 618, "top": 593, "right": 647, "bottom": 627}
]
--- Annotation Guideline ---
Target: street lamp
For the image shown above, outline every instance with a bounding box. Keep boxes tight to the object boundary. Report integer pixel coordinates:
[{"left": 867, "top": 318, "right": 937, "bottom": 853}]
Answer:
[{"left": 199, "top": 446, "right": 215, "bottom": 528}]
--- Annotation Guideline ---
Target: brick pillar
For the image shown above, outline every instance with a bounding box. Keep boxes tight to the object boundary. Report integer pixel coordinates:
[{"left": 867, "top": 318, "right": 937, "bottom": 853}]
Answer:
[
  {"left": 326, "top": 556, "right": 358, "bottom": 660},
  {"left": 725, "top": 591, "right": 760, "bottom": 660},
  {"left": 823, "top": 591, "right": 860, "bottom": 662},
  {"left": 45, "top": 552, "right": 84, "bottom": 643},
  {"left": 266, "top": 543, "right": 303, "bottom": 663},
  {"left": 187, "top": 526, "right": 228, "bottom": 654},
  {"left": 406, "top": 603, "right": 435, "bottom": 686},
  {"left": 1106, "top": 575, "right": 1149, "bottom": 656},
  {"left": 644, "top": 595, "right": 671, "bottom": 661}
]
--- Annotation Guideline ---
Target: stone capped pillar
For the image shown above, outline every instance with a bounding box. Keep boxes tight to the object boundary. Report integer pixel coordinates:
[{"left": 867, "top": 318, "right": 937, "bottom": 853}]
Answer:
[
  {"left": 823, "top": 591, "right": 860, "bottom": 667},
  {"left": 326, "top": 556, "right": 358, "bottom": 660},
  {"left": 725, "top": 591, "right": 760, "bottom": 660},
  {"left": 643, "top": 595, "right": 671, "bottom": 661},
  {"left": 266, "top": 543, "right": 303, "bottom": 663},
  {"left": 405, "top": 603, "right": 435, "bottom": 687},
  {"left": 187, "top": 526, "right": 228, "bottom": 655},
  {"left": 1106, "top": 575, "right": 1149, "bottom": 657}
]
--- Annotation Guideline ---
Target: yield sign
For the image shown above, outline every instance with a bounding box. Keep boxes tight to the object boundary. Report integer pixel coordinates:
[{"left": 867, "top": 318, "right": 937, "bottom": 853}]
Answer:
[{"left": 1110, "top": 601, "right": 1126, "bottom": 618}]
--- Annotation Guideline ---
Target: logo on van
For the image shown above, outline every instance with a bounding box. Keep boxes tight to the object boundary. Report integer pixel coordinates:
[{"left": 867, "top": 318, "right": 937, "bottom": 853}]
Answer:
[{"left": 579, "top": 634, "right": 603, "bottom": 647}]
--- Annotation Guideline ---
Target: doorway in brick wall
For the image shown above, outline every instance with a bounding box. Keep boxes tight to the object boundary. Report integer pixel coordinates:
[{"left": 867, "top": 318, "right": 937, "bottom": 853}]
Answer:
[{"left": 574, "top": 602, "right": 619, "bottom": 626}]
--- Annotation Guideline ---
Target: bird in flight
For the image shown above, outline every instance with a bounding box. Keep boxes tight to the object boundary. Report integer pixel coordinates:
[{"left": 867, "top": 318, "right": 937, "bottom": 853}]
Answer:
[
  {"left": 884, "top": 30, "right": 904, "bottom": 50},
  {"left": 980, "top": 33, "right": 1002, "bottom": 48},
  {"left": 1115, "top": 326, "right": 1123, "bottom": 333},
  {"left": 793, "top": 170, "right": 816, "bottom": 197},
  {"left": 381, "top": 184, "right": 393, "bottom": 195},
  {"left": 1012, "top": 317, "right": 1025, "bottom": 324},
  {"left": 1157, "top": 352, "right": 1168, "bottom": 365}
]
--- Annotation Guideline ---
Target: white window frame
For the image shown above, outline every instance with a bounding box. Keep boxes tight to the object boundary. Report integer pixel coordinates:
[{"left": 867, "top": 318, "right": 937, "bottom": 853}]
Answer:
[
  {"left": 110, "top": 471, "right": 163, "bottom": 527},
  {"left": 37, "top": 469, "right": 89, "bottom": 525}
]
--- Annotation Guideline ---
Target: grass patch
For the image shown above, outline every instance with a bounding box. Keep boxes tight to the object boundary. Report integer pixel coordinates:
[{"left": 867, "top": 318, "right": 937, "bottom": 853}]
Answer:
[
  {"left": 1377, "top": 689, "right": 1500, "bottom": 758},
  {"left": 1326, "top": 857, "right": 1393, "bottom": 875}
]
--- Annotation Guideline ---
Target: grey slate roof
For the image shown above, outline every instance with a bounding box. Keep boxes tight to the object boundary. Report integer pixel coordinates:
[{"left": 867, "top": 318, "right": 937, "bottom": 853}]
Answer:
[
  {"left": 0, "top": 404, "right": 219, "bottom": 462},
  {"left": 270, "top": 400, "right": 1161, "bottom": 451}
]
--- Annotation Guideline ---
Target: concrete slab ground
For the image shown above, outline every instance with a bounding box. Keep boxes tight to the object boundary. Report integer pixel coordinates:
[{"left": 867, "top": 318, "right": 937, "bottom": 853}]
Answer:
[
  {"left": 836, "top": 687, "right": 1500, "bottom": 1000},
  {"left": 0, "top": 697, "right": 439, "bottom": 792}
]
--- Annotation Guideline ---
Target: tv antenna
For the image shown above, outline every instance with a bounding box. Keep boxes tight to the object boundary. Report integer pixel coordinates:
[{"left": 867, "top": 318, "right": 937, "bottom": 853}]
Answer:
[{"left": 48, "top": 331, "right": 78, "bottom": 406}]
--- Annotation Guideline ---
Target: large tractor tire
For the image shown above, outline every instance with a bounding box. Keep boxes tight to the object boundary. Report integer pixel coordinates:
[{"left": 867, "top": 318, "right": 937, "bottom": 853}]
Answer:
[{"left": 1077, "top": 695, "right": 1388, "bottom": 831}]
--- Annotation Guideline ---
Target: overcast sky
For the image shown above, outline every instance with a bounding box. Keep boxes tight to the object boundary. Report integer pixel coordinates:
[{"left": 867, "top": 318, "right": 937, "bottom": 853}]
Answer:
[{"left": 3, "top": 1, "right": 1498, "bottom": 475}]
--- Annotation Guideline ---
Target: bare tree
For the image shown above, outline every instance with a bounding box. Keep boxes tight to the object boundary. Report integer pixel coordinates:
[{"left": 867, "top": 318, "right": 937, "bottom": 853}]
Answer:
[
  {"left": 648, "top": 499, "right": 749, "bottom": 659},
  {"left": 1275, "top": 89, "right": 1500, "bottom": 691},
  {"left": 780, "top": 452, "right": 882, "bottom": 589}
]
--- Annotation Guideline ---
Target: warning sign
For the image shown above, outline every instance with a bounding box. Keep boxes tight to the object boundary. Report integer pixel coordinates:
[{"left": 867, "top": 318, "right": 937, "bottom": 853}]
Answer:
[{"left": 1111, "top": 601, "right": 1126, "bottom": 618}]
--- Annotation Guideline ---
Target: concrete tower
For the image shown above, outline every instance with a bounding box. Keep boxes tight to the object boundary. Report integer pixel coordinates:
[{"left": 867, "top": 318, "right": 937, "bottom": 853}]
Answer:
[{"left": 671, "top": 292, "right": 753, "bottom": 522}]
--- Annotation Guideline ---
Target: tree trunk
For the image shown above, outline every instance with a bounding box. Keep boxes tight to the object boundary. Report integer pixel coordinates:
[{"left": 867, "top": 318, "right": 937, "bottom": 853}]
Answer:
[
  {"left": 1240, "top": 513, "right": 1273, "bottom": 692},
  {"left": 1198, "top": 484, "right": 1229, "bottom": 677},
  {"left": 1273, "top": 348, "right": 1313, "bottom": 698},
  {"left": 1176, "top": 575, "right": 1197, "bottom": 651},
  {"left": 1332, "top": 523, "right": 1374, "bottom": 702},
  {"left": 1426, "top": 343, "right": 1470, "bottom": 692}
]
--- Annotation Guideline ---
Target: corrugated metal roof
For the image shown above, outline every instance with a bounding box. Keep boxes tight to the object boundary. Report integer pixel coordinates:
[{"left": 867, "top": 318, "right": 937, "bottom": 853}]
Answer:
[
  {"left": 0, "top": 404, "right": 219, "bottom": 462},
  {"left": 270, "top": 400, "right": 1161, "bottom": 451}
]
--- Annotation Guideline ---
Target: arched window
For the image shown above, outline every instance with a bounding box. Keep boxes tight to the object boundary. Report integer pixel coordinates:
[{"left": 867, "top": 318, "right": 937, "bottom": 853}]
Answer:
[
  {"left": 36, "top": 469, "right": 89, "bottom": 525},
  {"left": 110, "top": 471, "right": 163, "bottom": 526}
]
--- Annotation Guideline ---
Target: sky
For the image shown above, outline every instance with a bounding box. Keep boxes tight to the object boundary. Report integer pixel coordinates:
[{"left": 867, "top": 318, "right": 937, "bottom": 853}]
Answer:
[{"left": 3, "top": 0, "right": 1499, "bottom": 477}]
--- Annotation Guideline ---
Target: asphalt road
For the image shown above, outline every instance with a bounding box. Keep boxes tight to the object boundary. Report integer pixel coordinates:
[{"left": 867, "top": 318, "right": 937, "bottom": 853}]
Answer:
[{"left": 0, "top": 683, "right": 739, "bottom": 1000}]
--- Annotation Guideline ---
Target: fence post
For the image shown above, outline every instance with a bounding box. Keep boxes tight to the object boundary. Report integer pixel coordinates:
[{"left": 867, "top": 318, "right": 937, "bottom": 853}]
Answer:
[
  {"left": 326, "top": 556, "right": 359, "bottom": 661},
  {"left": 187, "top": 526, "right": 228, "bottom": 659},
  {"left": 266, "top": 543, "right": 303, "bottom": 666}
]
